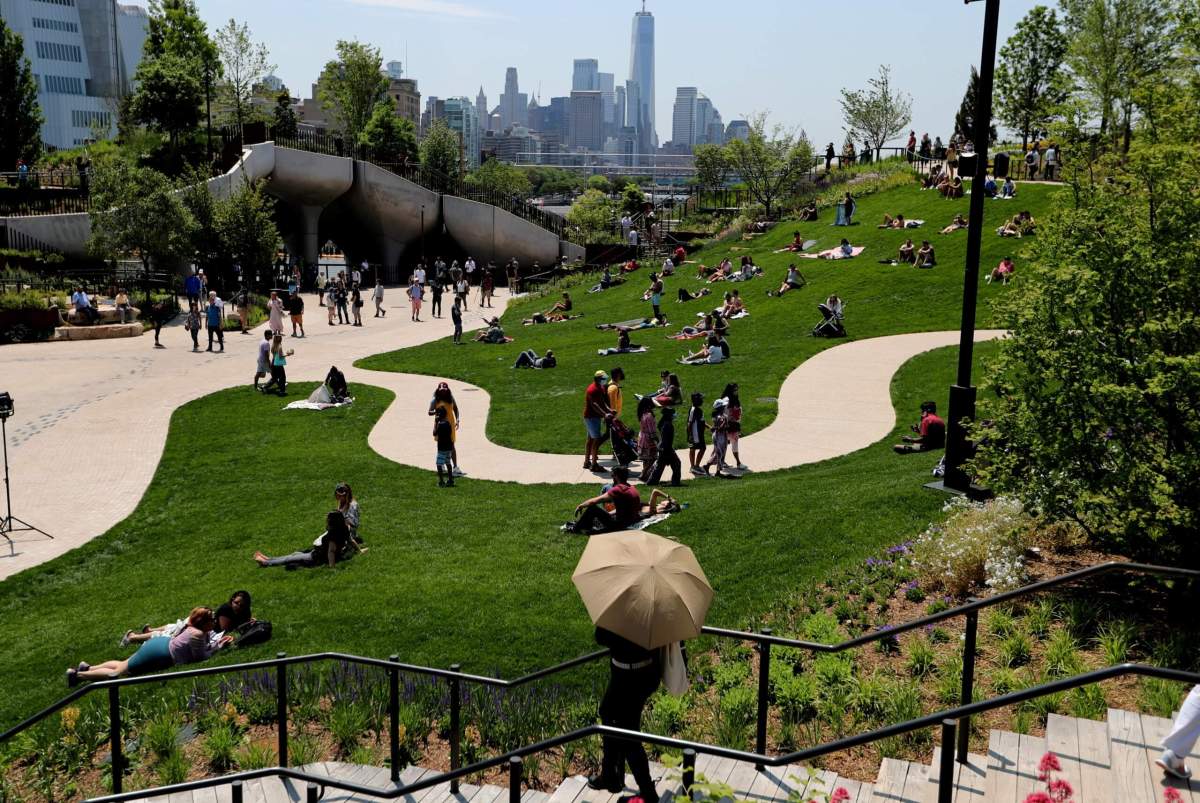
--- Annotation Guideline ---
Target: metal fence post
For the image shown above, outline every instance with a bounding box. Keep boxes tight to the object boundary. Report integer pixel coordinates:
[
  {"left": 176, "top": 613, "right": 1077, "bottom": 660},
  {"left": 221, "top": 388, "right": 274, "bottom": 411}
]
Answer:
[
  {"left": 108, "top": 685, "right": 122, "bottom": 795},
  {"left": 939, "top": 719, "right": 957, "bottom": 803},
  {"left": 389, "top": 655, "right": 401, "bottom": 783},
  {"left": 682, "top": 748, "right": 696, "bottom": 794},
  {"left": 755, "top": 629, "right": 772, "bottom": 770},
  {"left": 306, "top": 782, "right": 319, "bottom": 803},
  {"left": 276, "top": 653, "right": 288, "bottom": 767},
  {"left": 449, "top": 664, "right": 462, "bottom": 794},
  {"left": 958, "top": 608, "right": 978, "bottom": 763},
  {"left": 231, "top": 781, "right": 244, "bottom": 803},
  {"left": 509, "top": 756, "right": 523, "bottom": 803}
]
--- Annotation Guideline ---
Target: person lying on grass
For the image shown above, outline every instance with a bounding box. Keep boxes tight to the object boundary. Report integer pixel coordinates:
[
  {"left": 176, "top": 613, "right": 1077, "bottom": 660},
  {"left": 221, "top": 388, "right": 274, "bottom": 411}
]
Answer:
[
  {"left": 68, "top": 607, "right": 231, "bottom": 686},
  {"left": 122, "top": 591, "right": 252, "bottom": 647},
  {"left": 513, "top": 348, "right": 557, "bottom": 368},
  {"left": 525, "top": 292, "right": 573, "bottom": 324},
  {"left": 697, "top": 257, "right": 732, "bottom": 280},
  {"left": 563, "top": 466, "right": 682, "bottom": 534},
  {"left": 673, "top": 313, "right": 715, "bottom": 338},
  {"left": 878, "top": 213, "right": 908, "bottom": 229},
  {"left": 677, "top": 286, "right": 712, "bottom": 302},
  {"left": 767, "top": 264, "right": 807, "bottom": 296},
  {"left": 940, "top": 214, "right": 968, "bottom": 234},
  {"left": 254, "top": 510, "right": 351, "bottom": 569},
  {"left": 997, "top": 210, "right": 1036, "bottom": 237}
]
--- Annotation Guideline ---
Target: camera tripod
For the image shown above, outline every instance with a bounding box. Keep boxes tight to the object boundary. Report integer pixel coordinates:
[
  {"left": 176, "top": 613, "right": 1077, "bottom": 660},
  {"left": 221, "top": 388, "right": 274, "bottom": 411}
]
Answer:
[{"left": 1, "top": 415, "right": 53, "bottom": 556}]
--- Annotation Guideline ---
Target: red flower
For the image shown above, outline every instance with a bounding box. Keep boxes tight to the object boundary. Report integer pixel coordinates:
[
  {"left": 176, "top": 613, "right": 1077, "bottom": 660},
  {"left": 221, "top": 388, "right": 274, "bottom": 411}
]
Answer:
[
  {"left": 1023, "top": 793, "right": 1053, "bottom": 803},
  {"left": 831, "top": 789, "right": 852, "bottom": 803},
  {"left": 1038, "top": 752, "right": 1062, "bottom": 774},
  {"left": 1164, "top": 789, "right": 1184, "bottom": 803},
  {"left": 1048, "top": 778, "right": 1074, "bottom": 802}
]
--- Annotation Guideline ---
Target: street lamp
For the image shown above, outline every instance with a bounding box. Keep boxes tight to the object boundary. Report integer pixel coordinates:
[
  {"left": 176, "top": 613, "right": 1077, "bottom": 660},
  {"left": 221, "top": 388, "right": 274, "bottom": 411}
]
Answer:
[{"left": 939, "top": 0, "right": 1001, "bottom": 494}]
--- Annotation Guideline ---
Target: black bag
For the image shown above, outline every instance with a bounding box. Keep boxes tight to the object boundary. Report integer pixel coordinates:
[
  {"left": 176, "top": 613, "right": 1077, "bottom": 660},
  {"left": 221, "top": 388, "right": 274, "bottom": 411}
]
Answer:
[{"left": 233, "top": 620, "right": 273, "bottom": 648}]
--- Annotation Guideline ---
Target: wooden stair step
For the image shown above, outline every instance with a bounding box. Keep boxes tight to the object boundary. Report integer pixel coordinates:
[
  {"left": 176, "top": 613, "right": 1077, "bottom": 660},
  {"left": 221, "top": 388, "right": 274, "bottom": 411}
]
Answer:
[
  {"left": 1043, "top": 713, "right": 1086, "bottom": 802},
  {"left": 872, "top": 756, "right": 919, "bottom": 801},
  {"left": 1013, "top": 733, "right": 1047, "bottom": 801},
  {"left": 1138, "top": 714, "right": 1199, "bottom": 803},
  {"left": 1076, "top": 715, "right": 1114, "bottom": 803},
  {"left": 926, "top": 748, "right": 986, "bottom": 803},
  {"left": 984, "top": 730, "right": 1020, "bottom": 803},
  {"left": 1108, "top": 707, "right": 1158, "bottom": 803}
]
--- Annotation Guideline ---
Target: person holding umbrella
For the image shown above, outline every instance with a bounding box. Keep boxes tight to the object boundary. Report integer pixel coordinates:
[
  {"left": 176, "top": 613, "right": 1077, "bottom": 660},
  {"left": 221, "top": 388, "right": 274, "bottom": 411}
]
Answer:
[{"left": 573, "top": 531, "right": 712, "bottom": 803}]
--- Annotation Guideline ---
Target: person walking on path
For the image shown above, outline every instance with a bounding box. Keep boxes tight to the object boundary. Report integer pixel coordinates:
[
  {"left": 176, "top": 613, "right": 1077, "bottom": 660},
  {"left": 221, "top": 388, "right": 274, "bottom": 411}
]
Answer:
[
  {"left": 455, "top": 276, "right": 469, "bottom": 311},
  {"left": 702, "top": 397, "right": 731, "bottom": 476},
  {"left": 184, "top": 271, "right": 202, "bottom": 309},
  {"left": 434, "top": 406, "right": 456, "bottom": 487},
  {"left": 267, "top": 291, "right": 285, "bottom": 335},
  {"left": 587, "top": 625, "right": 663, "bottom": 803},
  {"left": 430, "top": 273, "right": 444, "bottom": 318},
  {"left": 260, "top": 335, "right": 294, "bottom": 395},
  {"left": 1158, "top": 685, "right": 1200, "bottom": 780},
  {"left": 465, "top": 255, "right": 477, "bottom": 286},
  {"left": 428, "top": 382, "right": 464, "bottom": 476},
  {"left": 288, "top": 291, "right": 305, "bottom": 337},
  {"left": 686, "top": 392, "right": 707, "bottom": 474},
  {"left": 646, "top": 406, "right": 682, "bottom": 486},
  {"left": 373, "top": 279, "right": 386, "bottom": 317},
  {"left": 253, "top": 330, "right": 272, "bottom": 389},
  {"left": 583, "top": 371, "right": 614, "bottom": 472},
  {"left": 480, "top": 268, "right": 494, "bottom": 308},
  {"left": 317, "top": 272, "right": 327, "bottom": 306},
  {"left": 148, "top": 297, "right": 171, "bottom": 349},
  {"left": 408, "top": 277, "right": 424, "bottom": 322},
  {"left": 335, "top": 280, "right": 350, "bottom": 325},
  {"left": 636, "top": 396, "right": 659, "bottom": 481},
  {"left": 205, "top": 292, "right": 225, "bottom": 352},
  {"left": 327, "top": 289, "right": 337, "bottom": 325},
  {"left": 184, "top": 304, "right": 202, "bottom": 352},
  {"left": 722, "top": 383, "right": 747, "bottom": 470},
  {"left": 351, "top": 284, "right": 364, "bottom": 326},
  {"left": 506, "top": 259, "right": 519, "bottom": 295}
]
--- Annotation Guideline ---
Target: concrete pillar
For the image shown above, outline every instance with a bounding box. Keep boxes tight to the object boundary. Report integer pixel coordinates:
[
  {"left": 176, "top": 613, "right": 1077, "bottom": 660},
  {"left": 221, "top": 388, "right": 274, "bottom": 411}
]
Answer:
[{"left": 300, "top": 205, "right": 322, "bottom": 267}]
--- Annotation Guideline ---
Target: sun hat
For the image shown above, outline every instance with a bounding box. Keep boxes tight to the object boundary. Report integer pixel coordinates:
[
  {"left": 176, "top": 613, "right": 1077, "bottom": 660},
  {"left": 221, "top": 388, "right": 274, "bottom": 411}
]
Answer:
[{"left": 594, "top": 370, "right": 609, "bottom": 380}]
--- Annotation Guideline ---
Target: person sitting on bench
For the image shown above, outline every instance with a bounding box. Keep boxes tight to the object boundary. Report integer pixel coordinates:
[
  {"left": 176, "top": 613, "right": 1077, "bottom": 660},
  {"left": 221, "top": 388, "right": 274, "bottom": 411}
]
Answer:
[
  {"left": 255, "top": 510, "right": 351, "bottom": 568},
  {"left": 893, "top": 401, "right": 946, "bottom": 453},
  {"left": 898, "top": 239, "right": 915, "bottom": 264},
  {"left": 914, "top": 241, "right": 936, "bottom": 268},
  {"left": 514, "top": 348, "right": 557, "bottom": 369}
]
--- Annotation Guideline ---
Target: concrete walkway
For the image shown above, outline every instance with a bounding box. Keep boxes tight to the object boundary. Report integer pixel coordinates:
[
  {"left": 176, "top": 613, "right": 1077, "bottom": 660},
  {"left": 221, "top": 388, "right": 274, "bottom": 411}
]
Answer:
[{"left": 0, "top": 286, "right": 1001, "bottom": 580}]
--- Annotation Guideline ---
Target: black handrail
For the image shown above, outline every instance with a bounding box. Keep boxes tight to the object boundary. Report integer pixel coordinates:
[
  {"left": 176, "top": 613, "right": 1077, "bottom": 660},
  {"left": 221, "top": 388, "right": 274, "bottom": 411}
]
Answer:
[
  {"left": 6, "top": 562, "right": 1194, "bottom": 797},
  {"left": 81, "top": 663, "right": 1200, "bottom": 803}
]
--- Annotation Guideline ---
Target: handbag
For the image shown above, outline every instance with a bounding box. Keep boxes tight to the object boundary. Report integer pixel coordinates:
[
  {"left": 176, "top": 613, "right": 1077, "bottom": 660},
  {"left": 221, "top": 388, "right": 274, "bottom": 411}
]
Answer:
[
  {"left": 660, "top": 642, "right": 689, "bottom": 696},
  {"left": 233, "top": 620, "right": 273, "bottom": 648}
]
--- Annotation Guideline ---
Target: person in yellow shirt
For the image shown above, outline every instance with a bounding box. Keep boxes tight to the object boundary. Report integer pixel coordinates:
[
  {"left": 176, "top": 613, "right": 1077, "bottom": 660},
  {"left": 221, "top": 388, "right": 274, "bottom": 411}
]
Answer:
[{"left": 607, "top": 367, "right": 624, "bottom": 419}]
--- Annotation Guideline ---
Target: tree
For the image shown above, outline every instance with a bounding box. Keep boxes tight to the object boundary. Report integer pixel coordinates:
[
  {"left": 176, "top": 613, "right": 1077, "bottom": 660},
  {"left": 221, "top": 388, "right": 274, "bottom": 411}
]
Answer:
[
  {"left": 996, "top": 5, "right": 1069, "bottom": 148},
  {"left": 466, "top": 158, "right": 532, "bottom": 198},
  {"left": 838, "top": 65, "right": 912, "bottom": 161},
  {"left": 318, "top": 40, "right": 387, "bottom": 145},
  {"left": 358, "top": 99, "right": 418, "bottom": 164},
  {"left": 88, "top": 160, "right": 193, "bottom": 301},
  {"left": 722, "top": 112, "right": 813, "bottom": 219},
  {"left": 216, "top": 181, "right": 279, "bottom": 285},
  {"left": 693, "top": 143, "right": 730, "bottom": 190},
  {"left": 953, "top": 67, "right": 998, "bottom": 145},
  {"left": 419, "top": 119, "right": 462, "bottom": 185},
  {"left": 272, "top": 89, "right": 298, "bottom": 139},
  {"left": 0, "top": 19, "right": 43, "bottom": 169},
  {"left": 565, "top": 188, "right": 615, "bottom": 242},
  {"left": 620, "top": 182, "right": 646, "bottom": 216},
  {"left": 214, "top": 18, "right": 275, "bottom": 132},
  {"left": 587, "top": 175, "right": 612, "bottom": 194}
]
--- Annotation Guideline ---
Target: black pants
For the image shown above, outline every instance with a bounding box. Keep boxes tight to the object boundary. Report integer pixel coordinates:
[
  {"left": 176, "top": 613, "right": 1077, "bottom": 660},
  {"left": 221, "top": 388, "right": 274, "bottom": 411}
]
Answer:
[
  {"left": 599, "top": 664, "right": 661, "bottom": 797},
  {"left": 576, "top": 504, "right": 621, "bottom": 534},
  {"left": 189, "top": 327, "right": 199, "bottom": 349},
  {"left": 652, "top": 304, "right": 663, "bottom": 324},
  {"left": 337, "top": 301, "right": 349, "bottom": 323},
  {"left": 432, "top": 292, "right": 442, "bottom": 317},
  {"left": 262, "top": 364, "right": 287, "bottom": 395},
  {"left": 648, "top": 446, "right": 681, "bottom": 486},
  {"left": 207, "top": 326, "right": 224, "bottom": 350}
]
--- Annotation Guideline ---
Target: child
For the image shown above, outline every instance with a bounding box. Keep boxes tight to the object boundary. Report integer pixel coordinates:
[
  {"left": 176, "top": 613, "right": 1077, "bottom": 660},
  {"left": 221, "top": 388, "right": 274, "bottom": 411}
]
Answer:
[
  {"left": 636, "top": 396, "right": 659, "bottom": 481},
  {"left": 687, "top": 392, "right": 707, "bottom": 474},
  {"left": 434, "top": 407, "right": 455, "bottom": 487},
  {"left": 723, "top": 383, "right": 747, "bottom": 470},
  {"left": 451, "top": 298, "right": 463, "bottom": 344},
  {"left": 703, "top": 398, "right": 730, "bottom": 477},
  {"left": 184, "top": 304, "right": 202, "bottom": 351}
]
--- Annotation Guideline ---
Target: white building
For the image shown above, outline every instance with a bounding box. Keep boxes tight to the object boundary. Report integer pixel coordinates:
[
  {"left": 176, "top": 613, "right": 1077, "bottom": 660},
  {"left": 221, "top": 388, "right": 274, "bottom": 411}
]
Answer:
[{"left": 0, "top": 0, "right": 149, "bottom": 150}]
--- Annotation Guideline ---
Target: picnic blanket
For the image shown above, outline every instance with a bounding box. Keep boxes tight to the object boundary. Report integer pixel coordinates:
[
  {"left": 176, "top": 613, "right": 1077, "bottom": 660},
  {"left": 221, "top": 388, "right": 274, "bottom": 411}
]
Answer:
[
  {"left": 598, "top": 346, "right": 648, "bottom": 356},
  {"left": 628, "top": 512, "right": 672, "bottom": 531},
  {"left": 596, "top": 319, "right": 658, "bottom": 331},
  {"left": 285, "top": 398, "right": 355, "bottom": 411},
  {"left": 773, "top": 239, "right": 818, "bottom": 253},
  {"left": 799, "top": 246, "right": 866, "bottom": 260}
]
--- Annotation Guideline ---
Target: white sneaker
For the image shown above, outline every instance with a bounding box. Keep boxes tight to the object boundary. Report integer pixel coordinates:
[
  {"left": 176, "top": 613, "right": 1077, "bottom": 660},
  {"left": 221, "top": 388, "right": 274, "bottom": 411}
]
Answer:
[
  {"left": 736, "top": 463, "right": 748, "bottom": 470},
  {"left": 452, "top": 467, "right": 466, "bottom": 477},
  {"left": 1157, "top": 752, "right": 1192, "bottom": 780}
]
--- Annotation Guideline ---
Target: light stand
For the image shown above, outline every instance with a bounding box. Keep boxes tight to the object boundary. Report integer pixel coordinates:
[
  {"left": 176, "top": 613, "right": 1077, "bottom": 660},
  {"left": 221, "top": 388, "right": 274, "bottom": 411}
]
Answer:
[{"left": 0, "top": 393, "right": 54, "bottom": 557}]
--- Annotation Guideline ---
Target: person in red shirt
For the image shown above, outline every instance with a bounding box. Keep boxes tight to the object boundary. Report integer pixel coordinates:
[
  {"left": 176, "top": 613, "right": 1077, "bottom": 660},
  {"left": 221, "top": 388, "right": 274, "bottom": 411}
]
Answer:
[
  {"left": 563, "top": 466, "right": 681, "bottom": 535},
  {"left": 583, "top": 371, "right": 614, "bottom": 471},
  {"left": 894, "top": 401, "right": 946, "bottom": 453},
  {"left": 672, "top": 245, "right": 687, "bottom": 268}
]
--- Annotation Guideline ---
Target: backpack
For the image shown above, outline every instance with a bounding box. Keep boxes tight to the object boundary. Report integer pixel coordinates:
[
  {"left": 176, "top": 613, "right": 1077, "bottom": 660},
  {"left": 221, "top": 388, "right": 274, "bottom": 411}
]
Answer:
[{"left": 233, "top": 620, "right": 273, "bottom": 648}]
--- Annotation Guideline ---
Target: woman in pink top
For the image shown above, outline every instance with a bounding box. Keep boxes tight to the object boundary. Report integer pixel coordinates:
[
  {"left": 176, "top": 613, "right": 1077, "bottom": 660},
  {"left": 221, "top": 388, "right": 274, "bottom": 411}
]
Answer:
[{"left": 68, "top": 607, "right": 230, "bottom": 686}]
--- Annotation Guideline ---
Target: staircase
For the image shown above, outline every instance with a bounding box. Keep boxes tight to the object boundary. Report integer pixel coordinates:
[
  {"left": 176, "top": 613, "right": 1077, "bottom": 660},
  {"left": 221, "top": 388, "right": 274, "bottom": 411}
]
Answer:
[{"left": 127, "top": 708, "right": 1197, "bottom": 803}]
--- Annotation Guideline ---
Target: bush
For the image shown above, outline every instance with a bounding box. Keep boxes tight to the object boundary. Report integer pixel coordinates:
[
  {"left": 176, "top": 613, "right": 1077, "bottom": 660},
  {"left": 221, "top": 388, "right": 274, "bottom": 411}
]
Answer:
[
  {"left": 774, "top": 672, "right": 818, "bottom": 725},
  {"left": 644, "top": 692, "right": 689, "bottom": 736},
  {"left": 202, "top": 723, "right": 240, "bottom": 771},
  {"left": 714, "top": 686, "right": 756, "bottom": 750},
  {"left": 235, "top": 741, "right": 277, "bottom": 770},
  {"left": 912, "top": 497, "right": 1032, "bottom": 596},
  {"left": 905, "top": 636, "right": 937, "bottom": 678},
  {"left": 0, "top": 290, "right": 52, "bottom": 311}
]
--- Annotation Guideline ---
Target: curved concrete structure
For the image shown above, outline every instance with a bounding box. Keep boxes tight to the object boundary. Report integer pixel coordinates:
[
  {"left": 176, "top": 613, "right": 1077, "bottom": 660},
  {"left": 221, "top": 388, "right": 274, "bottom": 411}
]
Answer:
[
  {"left": 338, "top": 160, "right": 440, "bottom": 269},
  {"left": 442, "top": 195, "right": 562, "bottom": 266}
]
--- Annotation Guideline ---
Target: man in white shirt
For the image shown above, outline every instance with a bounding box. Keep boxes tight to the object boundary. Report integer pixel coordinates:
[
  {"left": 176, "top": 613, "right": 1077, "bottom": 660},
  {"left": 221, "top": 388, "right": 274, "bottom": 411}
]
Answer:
[
  {"left": 373, "top": 279, "right": 386, "bottom": 317},
  {"left": 353, "top": 263, "right": 363, "bottom": 286},
  {"left": 628, "top": 228, "right": 639, "bottom": 247},
  {"left": 465, "top": 256, "right": 477, "bottom": 285},
  {"left": 1043, "top": 146, "right": 1057, "bottom": 180},
  {"left": 620, "top": 214, "right": 632, "bottom": 238},
  {"left": 414, "top": 265, "right": 426, "bottom": 285}
]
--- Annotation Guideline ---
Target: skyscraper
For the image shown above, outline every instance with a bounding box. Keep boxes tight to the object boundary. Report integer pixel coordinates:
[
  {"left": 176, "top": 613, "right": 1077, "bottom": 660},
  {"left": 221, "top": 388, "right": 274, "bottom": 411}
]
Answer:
[
  {"left": 628, "top": 5, "right": 656, "bottom": 152},
  {"left": 385, "top": 60, "right": 405, "bottom": 80},
  {"left": 568, "top": 91, "right": 604, "bottom": 151},
  {"left": 498, "top": 67, "right": 527, "bottom": 131},
  {"left": 597, "top": 72, "right": 616, "bottom": 128},
  {"left": 671, "top": 87, "right": 698, "bottom": 148},
  {"left": 443, "top": 97, "right": 480, "bottom": 170},
  {"left": 614, "top": 85, "right": 626, "bottom": 130},
  {"left": 476, "top": 86, "right": 488, "bottom": 133},
  {"left": 572, "top": 58, "right": 598, "bottom": 91}
]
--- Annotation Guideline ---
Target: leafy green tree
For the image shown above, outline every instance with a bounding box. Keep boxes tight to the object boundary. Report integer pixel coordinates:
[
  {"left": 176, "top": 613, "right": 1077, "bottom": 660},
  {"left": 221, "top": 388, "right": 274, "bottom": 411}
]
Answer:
[
  {"left": 88, "top": 160, "right": 194, "bottom": 301},
  {"left": 565, "top": 188, "right": 615, "bottom": 242},
  {"left": 996, "top": 5, "right": 1069, "bottom": 148},
  {"left": 213, "top": 18, "right": 275, "bottom": 131},
  {"left": 358, "top": 99, "right": 418, "bottom": 164},
  {"left": 838, "top": 64, "right": 912, "bottom": 161},
  {"left": 419, "top": 119, "right": 462, "bottom": 185},
  {"left": 217, "top": 181, "right": 279, "bottom": 286},
  {"left": 0, "top": 19, "right": 43, "bottom": 169},
  {"left": 318, "top": 40, "right": 387, "bottom": 145},
  {"left": 525, "top": 166, "right": 583, "bottom": 196},
  {"left": 620, "top": 182, "right": 646, "bottom": 216},
  {"left": 723, "top": 112, "right": 813, "bottom": 219},
  {"left": 466, "top": 158, "right": 532, "bottom": 198},
  {"left": 272, "top": 89, "right": 298, "bottom": 139},
  {"left": 953, "top": 67, "right": 998, "bottom": 145},
  {"left": 587, "top": 175, "right": 612, "bottom": 194},
  {"left": 180, "top": 167, "right": 224, "bottom": 279},
  {"left": 693, "top": 143, "right": 730, "bottom": 190}
]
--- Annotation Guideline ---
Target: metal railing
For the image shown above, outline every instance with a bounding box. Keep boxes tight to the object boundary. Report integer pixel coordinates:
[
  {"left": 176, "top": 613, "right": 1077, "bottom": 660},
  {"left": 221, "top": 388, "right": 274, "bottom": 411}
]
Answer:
[{"left": 3, "top": 562, "right": 1194, "bottom": 800}]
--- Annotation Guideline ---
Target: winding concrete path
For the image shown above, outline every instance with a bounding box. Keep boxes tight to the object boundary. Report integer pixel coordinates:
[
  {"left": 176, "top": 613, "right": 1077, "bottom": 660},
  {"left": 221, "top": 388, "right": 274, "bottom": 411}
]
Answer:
[{"left": 0, "top": 287, "right": 1001, "bottom": 580}]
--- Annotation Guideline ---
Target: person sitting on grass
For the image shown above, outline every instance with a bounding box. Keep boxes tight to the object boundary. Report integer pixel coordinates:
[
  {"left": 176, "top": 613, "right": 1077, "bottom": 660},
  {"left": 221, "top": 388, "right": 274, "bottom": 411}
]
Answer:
[
  {"left": 721, "top": 290, "right": 746, "bottom": 317},
  {"left": 675, "top": 313, "right": 715, "bottom": 338},
  {"left": 607, "top": 328, "right": 641, "bottom": 354},
  {"left": 914, "top": 241, "right": 937, "bottom": 269},
  {"left": 878, "top": 213, "right": 907, "bottom": 229},
  {"left": 940, "top": 214, "right": 968, "bottom": 234},
  {"left": 893, "top": 401, "right": 946, "bottom": 454},
  {"left": 697, "top": 257, "right": 732, "bottom": 280},
  {"left": 564, "top": 466, "right": 682, "bottom": 534},
  {"left": 768, "top": 263, "right": 807, "bottom": 297},
  {"left": 942, "top": 175, "right": 964, "bottom": 198},
  {"left": 729, "top": 257, "right": 761, "bottom": 282},
  {"left": 677, "top": 286, "right": 712, "bottom": 302},
  {"left": 834, "top": 238, "right": 855, "bottom": 258},
  {"left": 474, "top": 316, "right": 507, "bottom": 342},
  {"left": 987, "top": 257, "right": 1015, "bottom": 284},
  {"left": 69, "top": 607, "right": 231, "bottom": 686},
  {"left": 526, "top": 292, "right": 573, "bottom": 324},
  {"left": 254, "top": 510, "right": 351, "bottom": 569},
  {"left": 897, "top": 238, "right": 915, "bottom": 264},
  {"left": 1001, "top": 177, "right": 1016, "bottom": 198},
  {"left": 513, "top": 348, "right": 557, "bottom": 368},
  {"left": 982, "top": 175, "right": 998, "bottom": 198},
  {"left": 122, "top": 591, "right": 253, "bottom": 647},
  {"left": 797, "top": 201, "right": 818, "bottom": 221},
  {"left": 620, "top": 258, "right": 640, "bottom": 273},
  {"left": 787, "top": 230, "right": 806, "bottom": 250},
  {"left": 680, "top": 333, "right": 727, "bottom": 365}
]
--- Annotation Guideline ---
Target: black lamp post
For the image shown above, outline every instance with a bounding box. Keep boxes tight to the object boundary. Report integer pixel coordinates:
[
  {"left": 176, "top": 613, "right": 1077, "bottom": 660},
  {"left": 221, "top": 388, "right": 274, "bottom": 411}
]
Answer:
[{"left": 941, "top": 0, "right": 1002, "bottom": 493}]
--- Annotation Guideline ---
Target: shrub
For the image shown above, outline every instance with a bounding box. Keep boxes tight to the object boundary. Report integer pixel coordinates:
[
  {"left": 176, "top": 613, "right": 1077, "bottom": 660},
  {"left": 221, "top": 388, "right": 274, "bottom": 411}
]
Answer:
[
  {"left": 202, "top": 723, "right": 240, "bottom": 771},
  {"left": 1095, "top": 621, "right": 1137, "bottom": 665},
  {"left": 235, "top": 741, "right": 277, "bottom": 770},
  {"left": 997, "top": 631, "right": 1034, "bottom": 668},
  {"left": 1068, "top": 684, "right": 1107, "bottom": 720},
  {"left": 987, "top": 606, "right": 1020, "bottom": 639},
  {"left": 0, "top": 290, "right": 53, "bottom": 311},
  {"left": 1059, "top": 598, "right": 1100, "bottom": 640},
  {"left": 850, "top": 673, "right": 890, "bottom": 722},
  {"left": 1025, "top": 599, "right": 1057, "bottom": 640},
  {"left": 288, "top": 733, "right": 322, "bottom": 767},
  {"left": 905, "top": 636, "right": 937, "bottom": 678},
  {"left": 156, "top": 750, "right": 190, "bottom": 785},
  {"left": 326, "top": 704, "right": 369, "bottom": 758},
  {"left": 1139, "top": 678, "right": 1186, "bottom": 718},
  {"left": 714, "top": 687, "right": 756, "bottom": 750},
  {"left": 141, "top": 712, "right": 182, "bottom": 762},
  {"left": 644, "top": 692, "right": 689, "bottom": 736},
  {"left": 775, "top": 673, "right": 818, "bottom": 725},
  {"left": 936, "top": 654, "right": 964, "bottom": 705},
  {"left": 989, "top": 667, "right": 1022, "bottom": 696},
  {"left": 711, "top": 659, "right": 750, "bottom": 692},
  {"left": 912, "top": 497, "right": 1032, "bottom": 596},
  {"left": 1044, "top": 630, "right": 1085, "bottom": 678}
]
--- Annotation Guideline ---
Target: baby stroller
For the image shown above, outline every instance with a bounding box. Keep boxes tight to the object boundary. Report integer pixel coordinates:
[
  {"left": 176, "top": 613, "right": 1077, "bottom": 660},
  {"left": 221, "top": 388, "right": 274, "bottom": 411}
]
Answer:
[
  {"left": 812, "top": 301, "right": 847, "bottom": 338},
  {"left": 608, "top": 417, "right": 639, "bottom": 466}
]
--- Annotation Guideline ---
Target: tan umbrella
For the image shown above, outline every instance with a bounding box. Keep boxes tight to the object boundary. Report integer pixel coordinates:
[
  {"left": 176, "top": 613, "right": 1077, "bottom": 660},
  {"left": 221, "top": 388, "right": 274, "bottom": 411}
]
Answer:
[{"left": 572, "top": 530, "right": 713, "bottom": 649}]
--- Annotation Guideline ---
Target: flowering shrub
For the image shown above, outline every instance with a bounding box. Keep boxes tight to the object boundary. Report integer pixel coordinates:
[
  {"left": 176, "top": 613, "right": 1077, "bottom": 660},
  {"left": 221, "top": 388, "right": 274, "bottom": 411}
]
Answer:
[
  {"left": 1021, "top": 751, "right": 1074, "bottom": 803},
  {"left": 912, "top": 496, "right": 1032, "bottom": 596}
]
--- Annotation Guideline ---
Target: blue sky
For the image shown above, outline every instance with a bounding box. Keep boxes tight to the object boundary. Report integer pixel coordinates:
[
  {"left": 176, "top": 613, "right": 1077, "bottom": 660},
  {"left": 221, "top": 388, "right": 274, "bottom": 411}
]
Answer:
[{"left": 193, "top": 0, "right": 1045, "bottom": 148}]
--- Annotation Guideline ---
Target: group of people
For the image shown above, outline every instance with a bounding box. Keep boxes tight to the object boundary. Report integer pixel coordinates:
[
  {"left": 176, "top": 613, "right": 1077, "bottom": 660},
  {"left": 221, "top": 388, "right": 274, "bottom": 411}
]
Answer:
[
  {"left": 896, "top": 239, "right": 937, "bottom": 268},
  {"left": 254, "top": 483, "right": 363, "bottom": 568}
]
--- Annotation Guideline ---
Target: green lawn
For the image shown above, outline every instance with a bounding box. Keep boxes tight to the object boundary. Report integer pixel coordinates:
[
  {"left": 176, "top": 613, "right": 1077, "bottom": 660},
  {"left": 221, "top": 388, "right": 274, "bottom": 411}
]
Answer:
[
  {"left": 360, "top": 180, "right": 1055, "bottom": 452},
  {"left": 0, "top": 178, "right": 1050, "bottom": 728}
]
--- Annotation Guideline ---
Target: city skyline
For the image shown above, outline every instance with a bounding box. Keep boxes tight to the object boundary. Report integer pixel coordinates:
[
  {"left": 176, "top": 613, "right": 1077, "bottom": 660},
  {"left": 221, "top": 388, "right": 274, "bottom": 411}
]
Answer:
[{"left": 190, "top": 0, "right": 1045, "bottom": 148}]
